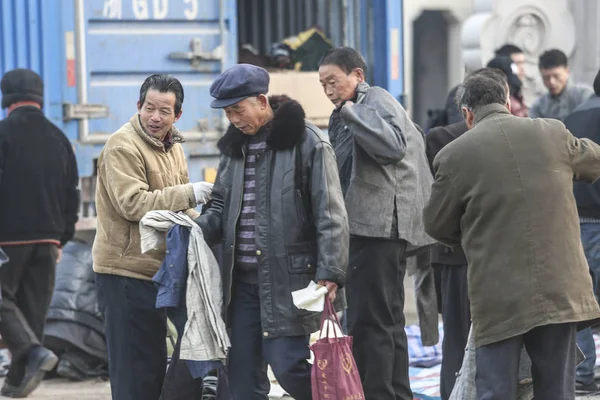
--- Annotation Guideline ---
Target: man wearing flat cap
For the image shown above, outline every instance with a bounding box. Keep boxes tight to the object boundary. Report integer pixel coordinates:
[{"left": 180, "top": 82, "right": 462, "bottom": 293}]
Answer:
[
  {"left": 0, "top": 68, "right": 79, "bottom": 397},
  {"left": 195, "top": 63, "right": 349, "bottom": 398}
]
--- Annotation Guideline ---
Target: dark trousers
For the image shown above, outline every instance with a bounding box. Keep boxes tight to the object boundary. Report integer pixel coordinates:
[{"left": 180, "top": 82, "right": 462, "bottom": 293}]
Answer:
[
  {"left": 575, "top": 223, "right": 600, "bottom": 384},
  {"left": 475, "top": 323, "right": 577, "bottom": 400},
  {"left": 96, "top": 273, "right": 167, "bottom": 400},
  {"left": 228, "top": 281, "right": 312, "bottom": 400},
  {"left": 436, "top": 263, "right": 470, "bottom": 400},
  {"left": 0, "top": 244, "right": 57, "bottom": 384},
  {"left": 346, "top": 237, "right": 412, "bottom": 400},
  {"left": 160, "top": 330, "right": 203, "bottom": 400}
]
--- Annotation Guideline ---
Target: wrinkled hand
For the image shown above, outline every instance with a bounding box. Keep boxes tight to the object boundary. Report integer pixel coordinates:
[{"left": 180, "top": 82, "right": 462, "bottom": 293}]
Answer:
[
  {"left": 318, "top": 280, "right": 338, "bottom": 302},
  {"left": 56, "top": 248, "right": 62, "bottom": 263},
  {"left": 192, "top": 181, "right": 214, "bottom": 205}
]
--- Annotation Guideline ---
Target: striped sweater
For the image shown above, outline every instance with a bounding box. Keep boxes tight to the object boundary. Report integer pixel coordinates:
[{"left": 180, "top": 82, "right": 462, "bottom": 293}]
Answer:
[{"left": 235, "top": 129, "right": 268, "bottom": 283}]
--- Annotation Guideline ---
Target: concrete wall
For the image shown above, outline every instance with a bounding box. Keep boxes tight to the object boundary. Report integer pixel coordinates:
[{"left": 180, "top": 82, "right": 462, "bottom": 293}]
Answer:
[
  {"left": 569, "top": 0, "right": 600, "bottom": 88},
  {"left": 404, "top": 0, "right": 600, "bottom": 120},
  {"left": 460, "top": 0, "right": 599, "bottom": 105},
  {"left": 411, "top": 11, "right": 450, "bottom": 127},
  {"left": 403, "top": 0, "right": 474, "bottom": 118}
]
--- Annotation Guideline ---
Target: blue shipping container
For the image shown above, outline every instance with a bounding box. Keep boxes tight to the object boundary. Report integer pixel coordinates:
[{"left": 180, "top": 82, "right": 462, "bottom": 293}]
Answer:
[
  {"left": 2, "top": 0, "right": 237, "bottom": 174},
  {"left": 1, "top": 0, "right": 403, "bottom": 230},
  {"left": 1, "top": 0, "right": 239, "bottom": 228}
]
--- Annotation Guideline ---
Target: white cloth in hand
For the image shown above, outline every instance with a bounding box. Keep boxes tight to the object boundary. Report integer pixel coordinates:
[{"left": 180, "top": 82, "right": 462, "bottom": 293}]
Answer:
[
  {"left": 292, "top": 281, "right": 329, "bottom": 312},
  {"left": 192, "top": 181, "right": 214, "bottom": 205}
]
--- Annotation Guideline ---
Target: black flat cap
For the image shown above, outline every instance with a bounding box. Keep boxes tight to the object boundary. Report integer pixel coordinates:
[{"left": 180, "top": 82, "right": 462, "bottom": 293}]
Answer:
[{"left": 210, "top": 64, "right": 269, "bottom": 108}]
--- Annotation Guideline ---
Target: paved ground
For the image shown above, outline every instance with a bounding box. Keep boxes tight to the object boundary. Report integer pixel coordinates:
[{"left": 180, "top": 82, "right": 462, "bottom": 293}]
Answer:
[
  {"left": 0, "top": 377, "right": 297, "bottom": 399},
  {"left": 0, "top": 378, "right": 111, "bottom": 399},
  {"left": 1, "top": 377, "right": 599, "bottom": 399},
  {"left": 2, "top": 276, "right": 598, "bottom": 399}
]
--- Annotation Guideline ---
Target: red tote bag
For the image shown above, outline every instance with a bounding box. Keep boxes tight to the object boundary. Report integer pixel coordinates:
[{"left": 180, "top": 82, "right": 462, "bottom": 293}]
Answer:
[{"left": 310, "top": 298, "right": 365, "bottom": 400}]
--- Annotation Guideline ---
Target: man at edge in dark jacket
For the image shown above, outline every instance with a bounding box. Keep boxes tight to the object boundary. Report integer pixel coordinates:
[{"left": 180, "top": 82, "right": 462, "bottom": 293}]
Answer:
[
  {"left": 425, "top": 119, "right": 470, "bottom": 399},
  {"left": 0, "top": 68, "right": 79, "bottom": 398},
  {"left": 564, "top": 68, "right": 600, "bottom": 394}
]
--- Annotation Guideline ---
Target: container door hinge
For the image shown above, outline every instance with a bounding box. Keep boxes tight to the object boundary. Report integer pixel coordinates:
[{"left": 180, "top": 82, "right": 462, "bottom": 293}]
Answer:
[
  {"left": 169, "top": 38, "right": 222, "bottom": 67},
  {"left": 63, "top": 103, "right": 109, "bottom": 121}
]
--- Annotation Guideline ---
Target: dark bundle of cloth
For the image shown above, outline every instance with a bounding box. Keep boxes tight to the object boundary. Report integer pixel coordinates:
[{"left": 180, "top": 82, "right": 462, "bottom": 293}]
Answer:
[{"left": 43, "top": 240, "right": 108, "bottom": 381}]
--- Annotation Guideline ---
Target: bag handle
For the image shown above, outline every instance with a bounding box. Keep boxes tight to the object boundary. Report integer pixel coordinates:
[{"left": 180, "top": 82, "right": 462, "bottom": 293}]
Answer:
[{"left": 318, "top": 297, "right": 343, "bottom": 339}]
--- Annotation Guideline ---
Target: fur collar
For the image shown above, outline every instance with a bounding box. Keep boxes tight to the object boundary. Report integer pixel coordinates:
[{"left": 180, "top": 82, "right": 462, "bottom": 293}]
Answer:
[{"left": 217, "top": 95, "right": 306, "bottom": 157}]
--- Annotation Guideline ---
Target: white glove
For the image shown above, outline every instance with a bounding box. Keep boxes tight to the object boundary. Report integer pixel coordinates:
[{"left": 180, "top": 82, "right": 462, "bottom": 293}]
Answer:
[{"left": 192, "top": 181, "right": 214, "bottom": 205}]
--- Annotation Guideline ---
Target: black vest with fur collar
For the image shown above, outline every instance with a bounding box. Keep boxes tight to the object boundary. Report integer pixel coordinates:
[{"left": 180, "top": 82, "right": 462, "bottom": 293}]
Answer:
[{"left": 217, "top": 95, "right": 306, "bottom": 158}]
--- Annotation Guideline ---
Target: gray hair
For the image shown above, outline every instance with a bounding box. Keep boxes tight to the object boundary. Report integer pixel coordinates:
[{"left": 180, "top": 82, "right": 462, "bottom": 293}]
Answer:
[{"left": 456, "top": 68, "right": 508, "bottom": 114}]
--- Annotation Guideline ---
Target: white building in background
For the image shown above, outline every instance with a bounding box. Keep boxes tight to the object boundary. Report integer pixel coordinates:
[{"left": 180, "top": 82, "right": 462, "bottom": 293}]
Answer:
[{"left": 404, "top": 0, "right": 600, "bottom": 126}]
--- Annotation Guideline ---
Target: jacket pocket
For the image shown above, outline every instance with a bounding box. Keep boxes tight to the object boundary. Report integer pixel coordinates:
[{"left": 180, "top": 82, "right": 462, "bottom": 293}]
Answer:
[
  {"left": 288, "top": 253, "right": 316, "bottom": 275},
  {"left": 281, "top": 184, "right": 304, "bottom": 238},
  {"left": 345, "top": 176, "right": 393, "bottom": 226},
  {"left": 286, "top": 242, "right": 317, "bottom": 275},
  {"left": 295, "top": 189, "right": 310, "bottom": 226},
  {"left": 121, "top": 224, "right": 136, "bottom": 256}
]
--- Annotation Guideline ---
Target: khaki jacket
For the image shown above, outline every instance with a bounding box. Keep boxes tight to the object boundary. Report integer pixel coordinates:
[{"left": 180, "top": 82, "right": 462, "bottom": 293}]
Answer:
[
  {"left": 424, "top": 104, "right": 600, "bottom": 347},
  {"left": 92, "top": 115, "right": 199, "bottom": 280}
]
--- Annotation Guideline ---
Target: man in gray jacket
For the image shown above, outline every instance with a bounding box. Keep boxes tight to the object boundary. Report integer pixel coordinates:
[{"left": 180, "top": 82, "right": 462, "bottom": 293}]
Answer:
[
  {"left": 319, "top": 47, "right": 434, "bottom": 400},
  {"left": 529, "top": 49, "right": 594, "bottom": 121}
]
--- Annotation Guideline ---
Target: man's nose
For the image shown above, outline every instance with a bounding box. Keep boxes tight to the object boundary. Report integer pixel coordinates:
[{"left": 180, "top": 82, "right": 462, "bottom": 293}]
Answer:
[{"left": 150, "top": 110, "right": 161, "bottom": 121}]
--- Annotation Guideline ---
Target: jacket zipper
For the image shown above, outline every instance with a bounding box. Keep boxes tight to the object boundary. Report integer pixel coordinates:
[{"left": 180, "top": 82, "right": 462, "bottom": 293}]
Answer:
[{"left": 228, "top": 146, "right": 246, "bottom": 307}]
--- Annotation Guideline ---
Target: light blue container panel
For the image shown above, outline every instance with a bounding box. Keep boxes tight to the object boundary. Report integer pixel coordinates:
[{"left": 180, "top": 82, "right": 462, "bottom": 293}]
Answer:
[
  {"left": 75, "top": 0, "right": 237, "bottom": 143},
  {"left": 0, "top": 0, "right": 65, "bottom": 126}
]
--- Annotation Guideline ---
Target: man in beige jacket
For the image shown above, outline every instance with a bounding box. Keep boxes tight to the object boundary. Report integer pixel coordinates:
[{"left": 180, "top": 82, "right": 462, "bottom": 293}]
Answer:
[{"left": 92, "top": 74, "right": 213, "bottom": 400}]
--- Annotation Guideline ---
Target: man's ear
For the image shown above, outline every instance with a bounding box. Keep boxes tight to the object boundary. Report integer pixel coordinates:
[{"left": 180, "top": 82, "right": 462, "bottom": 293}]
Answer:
[
  {"left": 462, "top": 107, "right": 475, "bottom": 129},
  {"left": 461, "top": 106, "right": 469, "bottom": 120},
  {"left": 257, "top": 94, "right": 269, "bottom": 109},
  {"left": 354, "top": 68, "right": 365, "bottom": 83},
  {"left": 137, "top": 101, "right": 142, "bottom": 113},
  {"left": 175, "top": 109, "right": 183, "bottom": 122}
]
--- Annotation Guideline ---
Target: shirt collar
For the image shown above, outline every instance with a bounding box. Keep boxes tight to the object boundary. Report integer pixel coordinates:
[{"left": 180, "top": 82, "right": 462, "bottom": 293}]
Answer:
[{"left": 162, "top": 131, "right": 173, "bottom": 151}]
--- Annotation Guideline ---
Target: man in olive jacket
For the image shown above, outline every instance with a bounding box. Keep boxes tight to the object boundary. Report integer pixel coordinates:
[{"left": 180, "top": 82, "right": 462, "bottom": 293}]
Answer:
[
  {"left": 195, "top": 64, "right": 348, "bottom": 400},
  {"left": 424, "top": 68, "right": 600, "bottom": 400},
  {"left": 319, "top": 47, "right": 434, "bottom": 400},
  {"left": 93, "top": 74, "right": 213, "bottom": 400}
]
